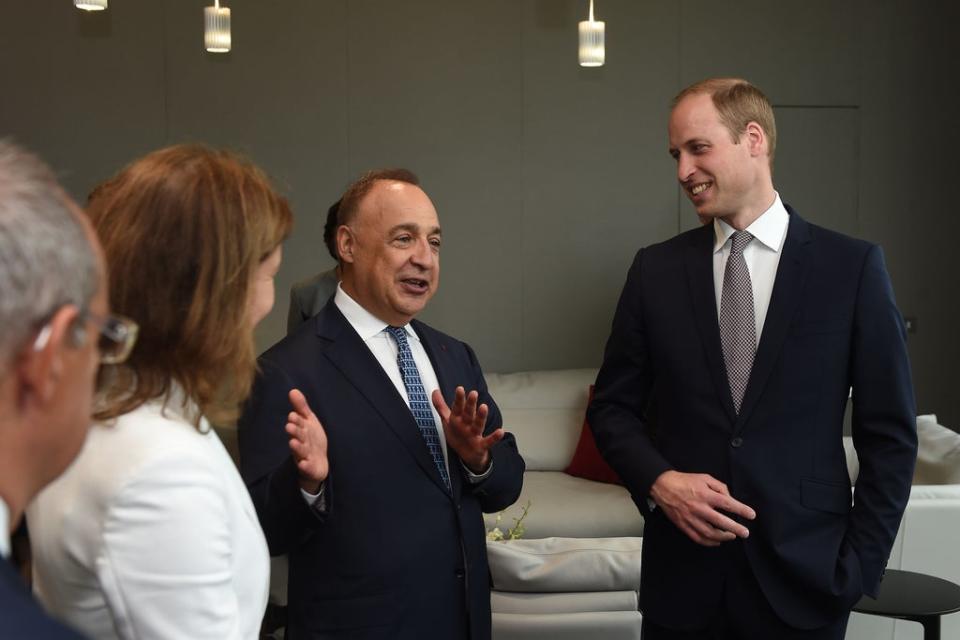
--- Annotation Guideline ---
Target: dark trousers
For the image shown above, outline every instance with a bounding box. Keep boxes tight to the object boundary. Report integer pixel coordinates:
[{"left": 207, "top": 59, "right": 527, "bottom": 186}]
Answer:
[{"left": 641, "top": 543, "right": 850, "bottom": 640}]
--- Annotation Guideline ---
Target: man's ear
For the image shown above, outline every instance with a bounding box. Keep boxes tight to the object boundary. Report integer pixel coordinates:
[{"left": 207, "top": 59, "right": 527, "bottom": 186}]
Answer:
[
  {"left": 744, "top": 121, "right": 767, "bottom": 158},
  {"left": 337, "top": 225, "right": 355, "bottom": 264},
  {"left": 18, "top": 305, "right": 81, "bottom": 407}
]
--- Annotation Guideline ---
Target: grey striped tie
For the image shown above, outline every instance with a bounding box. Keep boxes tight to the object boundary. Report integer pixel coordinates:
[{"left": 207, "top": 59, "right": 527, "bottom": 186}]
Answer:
[{"left": 720, "top": 231, "right": 756, "bottom": 413}]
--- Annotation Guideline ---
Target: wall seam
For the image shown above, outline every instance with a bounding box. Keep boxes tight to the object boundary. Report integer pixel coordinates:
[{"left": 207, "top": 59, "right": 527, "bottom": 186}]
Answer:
[
  {"left": 161, "top": 0, "right": 170, "bottom": 142},
  {"left": 343, "top": 0, "right": 351, "bottom": 182}
]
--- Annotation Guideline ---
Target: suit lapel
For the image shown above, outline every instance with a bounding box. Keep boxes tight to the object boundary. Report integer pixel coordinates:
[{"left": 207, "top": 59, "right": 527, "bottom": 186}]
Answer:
[
  {"left": 735, "top": 208, "right": 812, "bottom": 431},
  {"left": 317, "top": 307, "right": 453, "bottom": 498},
  {"left": 685, "top": 224, "right": 738, "bottom": 425}
]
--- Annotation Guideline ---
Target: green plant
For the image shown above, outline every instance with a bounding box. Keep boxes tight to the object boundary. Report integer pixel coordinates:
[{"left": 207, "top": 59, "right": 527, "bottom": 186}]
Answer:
[{"left": 486, "top": 500, "right": 532, "bottom": 542}]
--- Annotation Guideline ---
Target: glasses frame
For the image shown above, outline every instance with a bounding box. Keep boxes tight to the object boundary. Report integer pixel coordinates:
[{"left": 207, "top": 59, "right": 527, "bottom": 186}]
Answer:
[{"left": 32, "top": 306, "right": 138, "bottom": 365}]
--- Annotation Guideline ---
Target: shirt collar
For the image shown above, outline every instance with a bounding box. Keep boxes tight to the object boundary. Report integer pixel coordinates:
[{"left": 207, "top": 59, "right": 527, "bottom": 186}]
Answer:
[
  {"left": 713, "top": 192, "right": 789, "bottom": 254},
  {"left": 0, "top": 497, "right": 10, "bottom": 558},
  {"left": 333, "top": 284, "right": 418, "bottom": 342}
]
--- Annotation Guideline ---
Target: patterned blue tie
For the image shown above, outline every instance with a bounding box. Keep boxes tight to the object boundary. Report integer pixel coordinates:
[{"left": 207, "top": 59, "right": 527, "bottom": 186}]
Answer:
[{"left": 385, "top": 326, "right": 451, "bottom": 491}]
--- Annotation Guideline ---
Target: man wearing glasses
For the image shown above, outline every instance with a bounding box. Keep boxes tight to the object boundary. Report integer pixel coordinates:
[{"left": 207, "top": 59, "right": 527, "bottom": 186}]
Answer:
[{"left": 0, "top": 141, "right": 136, "bottom": 638}]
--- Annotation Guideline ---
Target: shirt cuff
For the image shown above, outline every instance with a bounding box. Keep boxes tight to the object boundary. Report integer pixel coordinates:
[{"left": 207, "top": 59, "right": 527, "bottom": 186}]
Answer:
[
  {"left": 300, "top": 481, "right": 327, "bottom": 512},
  {"left": 462, "top": 460, "right": 493, "bottom": 484}
]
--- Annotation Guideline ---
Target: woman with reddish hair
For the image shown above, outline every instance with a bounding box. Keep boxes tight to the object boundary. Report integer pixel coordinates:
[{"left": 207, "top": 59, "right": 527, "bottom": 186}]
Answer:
[{"left": 28, "top": 145, "right": 294, "bottom": 639}]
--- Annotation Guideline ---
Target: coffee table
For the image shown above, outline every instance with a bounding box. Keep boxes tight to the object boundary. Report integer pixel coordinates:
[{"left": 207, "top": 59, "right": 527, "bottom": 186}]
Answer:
[{"left": 853, "top": 569, "right": 960, "bottom": 640}]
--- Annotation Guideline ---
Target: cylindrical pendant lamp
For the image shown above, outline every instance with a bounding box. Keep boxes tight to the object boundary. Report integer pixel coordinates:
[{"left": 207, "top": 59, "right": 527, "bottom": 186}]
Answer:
[
  {"left": 205, "top": 1, "right": 231, "bottom": 53},
  {"left": 578, "top": 0, "right": 605, "bottom": 67},
  {"left": 74, "top": 0, "right": 108, "bottom": 10}
]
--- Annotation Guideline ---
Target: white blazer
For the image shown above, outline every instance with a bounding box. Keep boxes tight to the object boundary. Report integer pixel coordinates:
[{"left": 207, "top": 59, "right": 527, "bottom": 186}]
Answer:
[{"left": 27, "top": 391, "right": 269, "bottom": 640}]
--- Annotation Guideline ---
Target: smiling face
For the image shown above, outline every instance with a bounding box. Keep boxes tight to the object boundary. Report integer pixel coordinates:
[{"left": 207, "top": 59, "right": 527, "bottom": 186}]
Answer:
[
  {"left": 339, "top": 181, "right": 441, "bottom": 326},
  {"left": 668, "top": 92, "right": 773, "bottom": 228}
]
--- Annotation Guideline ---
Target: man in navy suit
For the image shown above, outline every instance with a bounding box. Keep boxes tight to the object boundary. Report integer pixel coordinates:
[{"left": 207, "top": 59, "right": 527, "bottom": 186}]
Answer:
[
  {"left": 589, "top": 78, "right": 917, "bottom": 638},
  {"left": 239, "top": 169, "right": 525, "bottom": 639},
  {"left": 0, "top": 141, "right": 126, "bottom": 639}
]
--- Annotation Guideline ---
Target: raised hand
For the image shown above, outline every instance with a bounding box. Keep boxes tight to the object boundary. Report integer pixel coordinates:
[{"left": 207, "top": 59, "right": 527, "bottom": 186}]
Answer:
[
  {"left": 432, "top": 386, "right": 505, "bottom": 474},
  {"left": 284, "top": 389, "right": 329, "bottom": 494},
  {"left": 649, "top": 470, "right": 756, "bottom": 547}
]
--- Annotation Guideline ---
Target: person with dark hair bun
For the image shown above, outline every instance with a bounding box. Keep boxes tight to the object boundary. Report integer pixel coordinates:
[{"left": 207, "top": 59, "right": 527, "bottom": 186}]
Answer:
[{"left": 287, "top": 199, "right": 342, "bottom": 333}]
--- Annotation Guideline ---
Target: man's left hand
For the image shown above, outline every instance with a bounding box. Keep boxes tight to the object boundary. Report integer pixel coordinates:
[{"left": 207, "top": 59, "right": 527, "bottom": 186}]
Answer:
[{"left": 432, "top": 386, "right": 505, "bottom": 474}]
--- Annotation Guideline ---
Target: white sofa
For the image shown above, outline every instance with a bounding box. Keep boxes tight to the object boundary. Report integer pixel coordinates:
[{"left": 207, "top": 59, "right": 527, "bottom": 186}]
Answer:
[
  {"left": 218, "top": 370, "right": 960, "bottom": 639},
  {"left": 482, "top": 368, "right": 643, "bottom": 539},
  {"left": 483, "top": 369, "right": 960, "bottom": 640}
]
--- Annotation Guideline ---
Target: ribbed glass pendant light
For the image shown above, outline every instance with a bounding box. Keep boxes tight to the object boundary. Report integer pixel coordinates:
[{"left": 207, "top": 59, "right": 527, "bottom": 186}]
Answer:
[
  {"left": 578, "top": 0, "right": 605, "bottom": 67},
  {"left": 204, "top": 0, "right": 231, "bottom": 53}
]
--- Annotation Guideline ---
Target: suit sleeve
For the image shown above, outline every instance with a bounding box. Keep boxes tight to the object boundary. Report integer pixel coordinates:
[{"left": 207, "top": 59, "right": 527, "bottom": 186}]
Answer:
[
  {"left": 238, "top": 357, "right": 327, "bottom": 556},
  {"left": 845, "top": 245, "right": 917, "bottom": 598},
  {"left": 588, "top": 249, "right": 672, "bottom": 513},
  {"left": 457, "top": 343, "right": 525, "bottom": 513}
]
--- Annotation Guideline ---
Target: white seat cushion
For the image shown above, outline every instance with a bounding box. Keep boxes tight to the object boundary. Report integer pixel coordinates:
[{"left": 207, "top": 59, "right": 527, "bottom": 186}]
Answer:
[
  {"left": 483, "top": 471, "right": 644, "bottom": 539},
  {"left": 486, "top": 536, "right": 643, "bottom": 593}
]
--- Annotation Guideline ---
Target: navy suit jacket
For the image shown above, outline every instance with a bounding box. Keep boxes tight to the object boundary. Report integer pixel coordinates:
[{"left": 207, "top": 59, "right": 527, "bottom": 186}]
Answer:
[
  {"left": 1, "top": 556, "right": 84, "bottom": 639},
  {"left": 589, "top": 208, "right": 917, "bottom": 631},
  {"left": 239, "top": 303, "right": 525, "bottom": 639}
]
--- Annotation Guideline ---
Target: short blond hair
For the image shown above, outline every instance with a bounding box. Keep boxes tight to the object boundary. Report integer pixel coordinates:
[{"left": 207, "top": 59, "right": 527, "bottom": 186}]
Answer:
[{"left": 672, "top": 78, "right": 777, "bottom": 165}]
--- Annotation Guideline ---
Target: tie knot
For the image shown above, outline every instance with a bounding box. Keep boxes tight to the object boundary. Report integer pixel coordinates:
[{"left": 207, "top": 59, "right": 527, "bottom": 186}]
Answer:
[
  {"left": 385, "top": 325, "right": 408, "bottom": 346},
  {"left": 730, "top": 231, "right": 754, "bottom": 255}
]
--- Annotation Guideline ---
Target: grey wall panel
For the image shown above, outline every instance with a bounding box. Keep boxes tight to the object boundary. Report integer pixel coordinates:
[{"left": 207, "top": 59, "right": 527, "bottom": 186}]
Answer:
[
  {"left": 858, "top": 0, "right": 960, "bottom": 424},
  {"left": 344, "top": 1, "right": 525, "bottom": 372},
  {"left": 678, "top": 0, "right": 860, "bottom": 107},
  {"left": 1, "top": 0, "right": 955, "bottom": 425},
  {"left": 772, "top": 107, "right": 859, "bottom": 235},
  {"left": 520, "top": 0, "right": 681, "bottom": 370},
  {"left": 161, "top": 0, "right": 351, "bottom": 348},
  {"left": 0, "top": 2, "right": 166, "bottom": 200}
]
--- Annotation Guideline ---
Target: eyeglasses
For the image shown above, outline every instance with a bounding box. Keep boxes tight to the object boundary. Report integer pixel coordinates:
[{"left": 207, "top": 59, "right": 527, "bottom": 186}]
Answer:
[
  {"left": 33, "top": 308, "right": 139, "bottom": 365},
  {"left": 83, "top": 311, "right": 138, "bottom": 364}
]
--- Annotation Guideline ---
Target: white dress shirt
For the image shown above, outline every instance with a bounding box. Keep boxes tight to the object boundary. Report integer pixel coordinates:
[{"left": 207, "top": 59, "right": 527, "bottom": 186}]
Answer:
[
  {"left": 712, "top": 193, "right": 790, "bottom": 342},
  {"left": 649, "top": 196, "right": 790, "bottom": 511},
  {"left": 334, "top": 285, "right": 450, "bottom": 470}
]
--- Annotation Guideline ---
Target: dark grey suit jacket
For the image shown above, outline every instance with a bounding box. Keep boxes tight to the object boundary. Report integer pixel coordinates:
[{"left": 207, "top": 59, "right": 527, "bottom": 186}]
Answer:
[{"left": 286, "top": 268, "right": 339, "bottom": 334}]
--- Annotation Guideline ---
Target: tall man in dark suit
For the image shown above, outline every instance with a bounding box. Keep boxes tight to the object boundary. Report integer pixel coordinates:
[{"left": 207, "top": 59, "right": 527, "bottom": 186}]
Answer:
[
  {"left": 239, "top": 169, "right": 525, "bottom": 639},
  {"left": 0, "top": 141, "right": 135, "bottom": 639},
  {"left": 589, "top": 78, "right": 917, "bottom": 639}
]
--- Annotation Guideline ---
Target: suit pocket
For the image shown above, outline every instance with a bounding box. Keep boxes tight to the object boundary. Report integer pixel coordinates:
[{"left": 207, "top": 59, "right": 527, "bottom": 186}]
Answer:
[{"left": 800, "top": 478, "right": 852, "bottom": 515}]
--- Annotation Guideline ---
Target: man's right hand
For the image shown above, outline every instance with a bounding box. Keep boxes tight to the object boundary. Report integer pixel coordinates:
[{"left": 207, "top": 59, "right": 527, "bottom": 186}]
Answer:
[
  {"left": 650, "top": 470, "right": 756, "bottom": 547},
  {"left": 284, "top": 388, "right": 329, "bottom": 494}
]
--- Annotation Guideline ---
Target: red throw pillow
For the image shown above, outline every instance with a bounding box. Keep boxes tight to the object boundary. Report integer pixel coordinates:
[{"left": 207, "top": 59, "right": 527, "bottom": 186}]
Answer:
[{"left": 564, "top": 385, "right": 623, "bottom": 485}]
